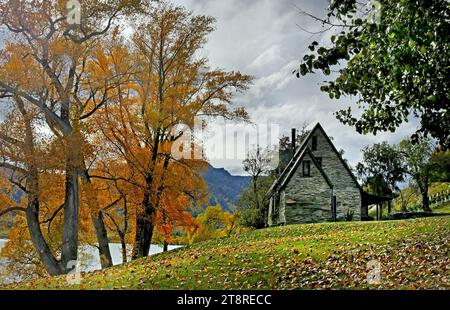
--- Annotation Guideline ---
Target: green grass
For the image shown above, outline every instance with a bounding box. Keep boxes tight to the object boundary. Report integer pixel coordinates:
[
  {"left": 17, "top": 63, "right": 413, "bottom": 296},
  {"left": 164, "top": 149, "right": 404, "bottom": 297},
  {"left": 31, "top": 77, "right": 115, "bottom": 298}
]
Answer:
[
  {"left": 433, "top": 202, "right": 450, "bottom": 213},
  {"left": 4, "top": 217, "right": 450, "bottom": 290}
]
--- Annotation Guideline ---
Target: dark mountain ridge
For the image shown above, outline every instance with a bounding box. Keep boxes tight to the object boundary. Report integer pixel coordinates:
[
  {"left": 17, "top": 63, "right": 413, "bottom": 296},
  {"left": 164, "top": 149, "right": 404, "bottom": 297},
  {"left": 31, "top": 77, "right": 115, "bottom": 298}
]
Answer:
[{"left": 202, "top": 164, "right": 250, "bottom": 212}]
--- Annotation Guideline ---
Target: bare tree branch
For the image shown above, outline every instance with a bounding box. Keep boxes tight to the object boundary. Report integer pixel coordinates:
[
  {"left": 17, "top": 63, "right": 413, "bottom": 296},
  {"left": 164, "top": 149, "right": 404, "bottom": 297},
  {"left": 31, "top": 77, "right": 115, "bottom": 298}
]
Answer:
[{"left": 0, "top": 206, "right": 26, "bottom": 217}]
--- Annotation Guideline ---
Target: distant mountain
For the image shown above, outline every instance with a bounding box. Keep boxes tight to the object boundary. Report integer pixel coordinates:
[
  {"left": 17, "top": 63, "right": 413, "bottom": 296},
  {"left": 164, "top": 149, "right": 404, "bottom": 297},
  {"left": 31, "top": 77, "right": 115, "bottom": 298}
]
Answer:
[{"left": 202, "top": 164, "right": 250, "bottom": 212}]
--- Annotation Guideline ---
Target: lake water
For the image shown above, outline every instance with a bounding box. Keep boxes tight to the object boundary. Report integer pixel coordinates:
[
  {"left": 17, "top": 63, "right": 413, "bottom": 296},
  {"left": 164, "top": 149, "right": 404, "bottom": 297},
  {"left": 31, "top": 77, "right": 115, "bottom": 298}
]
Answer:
[{"left": 0, "top": 239, "right": 182, "bottom": 284}]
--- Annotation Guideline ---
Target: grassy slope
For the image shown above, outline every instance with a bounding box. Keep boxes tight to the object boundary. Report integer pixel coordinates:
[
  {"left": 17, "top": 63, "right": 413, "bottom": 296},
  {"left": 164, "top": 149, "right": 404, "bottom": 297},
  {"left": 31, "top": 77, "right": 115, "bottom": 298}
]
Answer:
[
  {"left": 393, "top": 182, "right": 449, "bottom": 212},
  {"left": 6, "top": 217, "right": 450, "bottom": 290},
  {"left": 434, "top": 202, "right": 450, "bottom": 213}
]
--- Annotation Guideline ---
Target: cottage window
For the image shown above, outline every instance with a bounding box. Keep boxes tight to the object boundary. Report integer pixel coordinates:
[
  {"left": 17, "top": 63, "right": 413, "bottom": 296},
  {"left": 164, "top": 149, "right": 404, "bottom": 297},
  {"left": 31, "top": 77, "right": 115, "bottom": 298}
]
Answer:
[
  {"left": 316, "top": 157, "right": 322, "bottom": 167},
  {"left": 302, "top": 160, "right": 310, "bottom": 176},
  {"left": 312, "top": 136, "right": 318, "bottom": 151}
]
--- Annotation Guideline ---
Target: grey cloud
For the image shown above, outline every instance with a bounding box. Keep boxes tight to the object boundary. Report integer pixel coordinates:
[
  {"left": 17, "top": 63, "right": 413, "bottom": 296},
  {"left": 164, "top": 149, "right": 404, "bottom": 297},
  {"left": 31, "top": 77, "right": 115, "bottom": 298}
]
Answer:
[
  {"left": 174, "top": 0, "right": 417, "bottom": 173},
  {"left": 169, "top": 0, "right": 418, "bottom": 175},
  {"left": 0, "top": 1, "right": 418, "bottom": 176}
]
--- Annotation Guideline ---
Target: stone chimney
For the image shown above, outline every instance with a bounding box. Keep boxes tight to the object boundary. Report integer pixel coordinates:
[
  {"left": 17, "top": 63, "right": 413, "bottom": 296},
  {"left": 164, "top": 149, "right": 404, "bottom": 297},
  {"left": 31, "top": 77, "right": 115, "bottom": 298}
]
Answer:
[{"left": 291, "top": 128, "right": 296, "bottom": 158}]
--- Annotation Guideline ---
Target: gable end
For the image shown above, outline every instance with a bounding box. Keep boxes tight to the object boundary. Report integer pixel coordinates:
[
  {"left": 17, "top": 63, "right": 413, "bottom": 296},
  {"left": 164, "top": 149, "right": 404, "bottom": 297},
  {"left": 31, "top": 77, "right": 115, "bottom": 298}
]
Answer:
[{"left": 279, "top": 147, "right": 333, "bottom": 190}]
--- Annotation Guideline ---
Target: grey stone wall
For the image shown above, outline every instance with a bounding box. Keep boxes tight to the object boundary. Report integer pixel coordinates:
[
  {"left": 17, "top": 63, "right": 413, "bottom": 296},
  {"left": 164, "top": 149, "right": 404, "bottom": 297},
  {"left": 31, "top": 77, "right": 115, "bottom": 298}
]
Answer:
[
  {"left": 284, "top": 153, "right": 333, "bottom": 224},
  {"left": 306, "top": 129, "right": 361, "bottom": 221}
]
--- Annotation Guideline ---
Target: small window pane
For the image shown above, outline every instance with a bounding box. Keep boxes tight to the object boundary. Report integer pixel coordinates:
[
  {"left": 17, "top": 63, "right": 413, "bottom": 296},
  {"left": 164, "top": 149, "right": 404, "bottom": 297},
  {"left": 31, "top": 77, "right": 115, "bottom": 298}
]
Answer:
[
  {"left": 312, "top": 136, "right": 318, "bottom": 151},
  {"left": 303, "top": 160, "right": 310, "bottom": 176}
]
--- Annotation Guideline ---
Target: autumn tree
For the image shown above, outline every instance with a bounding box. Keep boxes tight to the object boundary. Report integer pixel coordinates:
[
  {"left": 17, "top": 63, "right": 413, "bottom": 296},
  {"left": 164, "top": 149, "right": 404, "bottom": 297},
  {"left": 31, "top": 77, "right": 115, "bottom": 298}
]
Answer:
[
  {"left": 90, "top": 3, "right": 251, "bottom": 259},
  {"left": 0, "top": 94, "right": 65, "bottom": 275},
  {"left": 0, "top": 96, "right": 91, "bottom": 278},
  {"left": 188, "top": 206, "right": 244, "bottom": 244},
  {"left": 0, "top": 0, "right": 151, "bottom": 275}
]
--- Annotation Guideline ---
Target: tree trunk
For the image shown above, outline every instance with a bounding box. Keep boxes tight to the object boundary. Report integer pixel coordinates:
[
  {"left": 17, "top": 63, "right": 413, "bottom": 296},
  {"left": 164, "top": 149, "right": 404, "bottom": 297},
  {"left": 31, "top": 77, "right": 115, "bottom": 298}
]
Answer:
[
  {"left": 163, "top": 241, "right": 168, "bottom": 252},
  {"left": 132, "top": 155, "right": 170, "bottom": 260},
  {"left": 132, "top": 212, "right": 155, "bottom": 259},
  {"left": 252, "top": 177, "right": 260, "bottom": 210},
  {"left": 132, "top": 205, "right": 155, "bottom": 258},
  {"left": 92, "top": 211, "right": 113, "bottom": 268},
  {"left": 61, "top": 159, "right": 79, "bottom": 272},
  {"left": 80, "top": 168, "right": 114, "bottom": 269},
  {"left": 121, "top": 196, "right": 129, "bottom": 264},
  {"left": 421, "top": 190, "right": 431, "bottom": 212},
  {"left": 421, "top": 169, "right": 431, "bottom": 212},
  {"left": 119, "top": 232, "right": 127, "bottom": 263},
  {"left": 26, "top": 183, "right": 64, "bottom": 276},
  {"left": 132, "top": 179, "right": 155, "bottom": 259},
  {"left": 131, "top": 129, "right": 165, "bottom": 260}
]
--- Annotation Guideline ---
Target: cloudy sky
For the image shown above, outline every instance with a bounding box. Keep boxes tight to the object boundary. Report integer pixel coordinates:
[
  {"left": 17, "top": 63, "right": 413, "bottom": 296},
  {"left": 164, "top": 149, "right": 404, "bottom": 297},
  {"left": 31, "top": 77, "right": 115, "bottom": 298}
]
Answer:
[
  {"left": 0, "top": 0, "right": 419, "bottom": 176},
  {"left": 172, "top": 0, "right": 419, "bottom": 175}
]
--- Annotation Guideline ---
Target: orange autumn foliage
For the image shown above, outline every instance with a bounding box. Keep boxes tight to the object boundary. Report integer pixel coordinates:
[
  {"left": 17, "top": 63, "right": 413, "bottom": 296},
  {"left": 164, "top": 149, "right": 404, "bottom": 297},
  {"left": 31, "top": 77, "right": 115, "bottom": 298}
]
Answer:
[{"left": 0, "top": 1, "right": 251, "bottom": 277}]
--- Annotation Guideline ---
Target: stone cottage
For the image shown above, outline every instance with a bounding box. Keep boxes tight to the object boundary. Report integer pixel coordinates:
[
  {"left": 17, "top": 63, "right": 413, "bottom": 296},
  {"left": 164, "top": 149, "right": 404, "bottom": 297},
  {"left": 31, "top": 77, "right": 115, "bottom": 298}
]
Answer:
[{"left": 266, "top": 123, "right": 390, "bottom": 226}]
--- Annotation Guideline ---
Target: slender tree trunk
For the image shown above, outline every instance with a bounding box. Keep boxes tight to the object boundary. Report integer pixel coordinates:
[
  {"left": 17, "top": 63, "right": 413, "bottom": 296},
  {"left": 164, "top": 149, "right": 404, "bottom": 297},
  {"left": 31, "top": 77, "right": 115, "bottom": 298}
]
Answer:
[
  {"left": 252, "top": 177, "right": 259, "bottom": 210},
  {"left": 61, "top": 132, "right": 82, "bottom": 272},
  {"left": 132, "top": 175, "right": 156, "bottom": 259},
  {"left": 417, "top": 171, "right": 431, "bottom": 212},
  {"left": 422, "top": 170, "right": 431, "bottom": 212},
  {"left": 132, "top": 209, "right": 155, "bottom": 259},
  {"left": 26, "top": 173, "right": 64, "bottom": 276},
  {"left": 26, "top": 204, "right": 64, "bottom": 275},
  {"left": 121, "top": 196, "right": 129, "bottom": 263},
  {"left": 157, "top": 157, "right": 170, "bottom": 254},
  {"left": 421, "top": 190, "right": 431, "bottom": 212},
  {"left": 92, "top": 211, "right": 113, "bottom": 268},
  {"left": 61, "top": 163, "right": 79, "bottom": 271},
  {"left": 80, "top": 169, "right": 113, "bottom": 269},
  {"left": 119, "top": 232, "right": 127, "bottom": 263}
]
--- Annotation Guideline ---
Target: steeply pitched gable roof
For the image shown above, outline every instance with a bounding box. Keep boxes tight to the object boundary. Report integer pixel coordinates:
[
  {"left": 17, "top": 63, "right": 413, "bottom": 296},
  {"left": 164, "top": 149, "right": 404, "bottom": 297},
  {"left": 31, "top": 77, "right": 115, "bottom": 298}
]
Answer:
[
  {"left": 279, "top": 147, "right": 333, "bottom": 190},
  {"left": 266, "top": 122, "right": 361, "bottom": 199}
]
